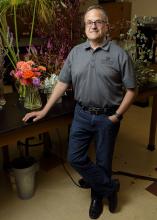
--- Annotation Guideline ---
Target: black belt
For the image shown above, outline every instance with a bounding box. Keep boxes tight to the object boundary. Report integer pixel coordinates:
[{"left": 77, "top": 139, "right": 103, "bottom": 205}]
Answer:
[{"left": 78, "top": 102, "right": 118, "bottom": 115}]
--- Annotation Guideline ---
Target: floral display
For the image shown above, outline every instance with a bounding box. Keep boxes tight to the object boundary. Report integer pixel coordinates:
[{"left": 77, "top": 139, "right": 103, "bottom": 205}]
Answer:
[
  {"left": 0, "top": 0, "right": 80, "bottom": 90},
  {"left": 119, "top": 15, "right": 157, "bottom": 87},
  {"left": 11, "top": 60, "right": 47, "bottom": 88},
  {"left": 0, "top": 0, "right": 80, "bottom": 109},
  {"left": 10, "top": 60, "right": 47, "bottom": 110},
  {"left": 10, "top": 60, "right": 63, "bottom": 108}
]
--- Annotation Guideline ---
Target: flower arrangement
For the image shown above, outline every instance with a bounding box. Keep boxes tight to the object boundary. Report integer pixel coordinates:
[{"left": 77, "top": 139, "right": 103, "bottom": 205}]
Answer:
[
  {"left": 119, "top": 15, "right": 157, "bottom": 87},
  {"left": 10, "top": 60, "right": 48, "bottom": 109},
  {"left": 11, "top": 60, "right": 62, "bottom": 108},
  {"left": 11, "top": 60, "right": 47, "bottom": 88}
]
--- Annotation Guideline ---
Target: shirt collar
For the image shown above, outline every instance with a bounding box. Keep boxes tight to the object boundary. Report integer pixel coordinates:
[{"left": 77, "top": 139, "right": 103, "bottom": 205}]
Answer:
[{"left": 83, "top": 39, "right": 111, "bottom": 51}]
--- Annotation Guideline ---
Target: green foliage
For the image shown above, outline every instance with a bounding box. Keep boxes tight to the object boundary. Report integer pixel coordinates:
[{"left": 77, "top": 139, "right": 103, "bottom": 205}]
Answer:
[
  {"left": 0, "top": 0, "right": 81, "bottom": 81},
  {"left": 0, "top": 0, "right": 55, "bottom": 68},
  {"left": 0, "top": 35, "right": 6, "bottom": 78},
  {"left": 120, "top": 15, "right": 156, "bottom": 87}
]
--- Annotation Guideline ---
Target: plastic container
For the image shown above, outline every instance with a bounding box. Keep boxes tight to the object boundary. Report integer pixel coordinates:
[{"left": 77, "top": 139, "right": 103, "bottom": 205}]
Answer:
[{"left": 12, "top": 156, "right": 39, "bottom": 199}]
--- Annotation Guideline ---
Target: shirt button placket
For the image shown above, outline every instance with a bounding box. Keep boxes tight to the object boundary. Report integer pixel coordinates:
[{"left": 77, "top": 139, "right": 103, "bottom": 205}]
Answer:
[{"left": 90, "top": 52, "right": 95, "bottom": 68}]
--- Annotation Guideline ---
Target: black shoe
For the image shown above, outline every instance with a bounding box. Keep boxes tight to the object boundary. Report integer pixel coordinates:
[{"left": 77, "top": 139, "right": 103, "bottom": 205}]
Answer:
[
  {"left": 108, "top": 179, "right": 120, "bottom": 213},
  {"left": 89, "top": 198, "right": 103, "bottom": 219},
  {"left": 78, "top": 178, "right": 90, "bottom": 189}
]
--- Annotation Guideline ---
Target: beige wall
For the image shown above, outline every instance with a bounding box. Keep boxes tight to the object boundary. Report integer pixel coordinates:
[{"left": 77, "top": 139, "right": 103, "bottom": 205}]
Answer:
[
  {"left": 80, "top": 0, "right": 98, "bottom": 12},
  {"left": 127, "top": 0, "right": 157, "bottom": 17},
  {"left": 80, "top": 0, "right": 157, "bottom": 17}
]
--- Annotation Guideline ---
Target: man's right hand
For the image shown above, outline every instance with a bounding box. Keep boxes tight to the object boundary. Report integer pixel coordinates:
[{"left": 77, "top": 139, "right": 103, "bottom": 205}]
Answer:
[
  {"left": 22, "top": 110, "right": 46, "bottom": 123},
  {"left": 22, "top": 81, "right": 69, "bottom": 123}
]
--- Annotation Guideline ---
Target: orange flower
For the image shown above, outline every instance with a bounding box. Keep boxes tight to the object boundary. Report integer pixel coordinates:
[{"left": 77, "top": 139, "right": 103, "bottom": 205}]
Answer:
[
  {"left": 17, "top": 61, "right": 32, "bottom": 72},
  {"left": 38, "top": 66, "right": 46, "bottom": 71},
  {"left": 22, "top": 70, "right": 35, "bottom": 79}
]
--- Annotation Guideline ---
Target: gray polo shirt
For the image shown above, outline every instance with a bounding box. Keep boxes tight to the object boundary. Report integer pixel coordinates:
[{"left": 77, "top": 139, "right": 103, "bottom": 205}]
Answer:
[{"left": 59, "top": 40, "right": 136, "bottom": 108}]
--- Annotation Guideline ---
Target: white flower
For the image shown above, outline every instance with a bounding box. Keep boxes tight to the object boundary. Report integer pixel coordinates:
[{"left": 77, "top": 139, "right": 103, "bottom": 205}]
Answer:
[{"left": 43, "top": 73, "right": 59, "bottom": 93}]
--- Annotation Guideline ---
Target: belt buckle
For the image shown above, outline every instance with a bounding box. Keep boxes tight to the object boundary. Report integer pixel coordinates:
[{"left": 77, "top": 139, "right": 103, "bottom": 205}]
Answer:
[{"left": 89, "top": 107, "right": 102, "bottom": 115}]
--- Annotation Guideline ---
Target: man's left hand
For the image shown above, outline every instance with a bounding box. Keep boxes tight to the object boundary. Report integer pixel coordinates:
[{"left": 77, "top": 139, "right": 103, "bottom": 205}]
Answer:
[{"left": 108, "top": 115, "right": 119, "bottom": 124}]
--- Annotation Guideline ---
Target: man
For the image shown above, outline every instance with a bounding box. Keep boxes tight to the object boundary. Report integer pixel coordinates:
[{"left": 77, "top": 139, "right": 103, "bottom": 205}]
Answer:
[{"left": 23, "top": 5, "right": 136, "bottom": 219}]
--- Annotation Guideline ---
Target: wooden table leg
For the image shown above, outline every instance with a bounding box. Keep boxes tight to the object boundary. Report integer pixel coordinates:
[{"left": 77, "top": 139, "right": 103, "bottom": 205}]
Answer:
[
  {"left": 42, "top": 132, "right": 53, "bottom": 157},
  {"left": 147, "top": 95, "right": 157, "bottom": 151},
  {"left": 1, "top": 145, "right": 11, "bottom": 170}
]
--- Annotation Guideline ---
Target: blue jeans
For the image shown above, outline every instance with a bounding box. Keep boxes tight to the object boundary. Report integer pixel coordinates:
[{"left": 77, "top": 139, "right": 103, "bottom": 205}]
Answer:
[{"left": 67, "top": 103, "right": 120, "bottom": 198}]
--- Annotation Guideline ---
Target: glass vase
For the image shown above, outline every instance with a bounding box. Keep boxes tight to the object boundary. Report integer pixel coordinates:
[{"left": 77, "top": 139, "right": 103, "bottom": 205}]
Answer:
[
  {"left": 0, "top": 78, "right": 6, "bottom": 107},
  {"left": 18, "top": 84, "right": 26, "bottom": 101},
  {"left": 24, "top": 86, "right": 42, "bottom": 110}
]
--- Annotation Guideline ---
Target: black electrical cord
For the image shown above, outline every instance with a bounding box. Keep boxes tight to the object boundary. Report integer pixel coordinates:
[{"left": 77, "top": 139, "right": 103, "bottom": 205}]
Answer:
[{"left": 112, "top": 170, "right": 157, "bottom": 182}]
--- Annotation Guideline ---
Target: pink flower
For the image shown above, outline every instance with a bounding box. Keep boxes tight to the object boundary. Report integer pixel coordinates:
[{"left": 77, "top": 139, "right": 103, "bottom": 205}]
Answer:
[{"left": 15, "top": 70, "right": 23, "bottom": 79}]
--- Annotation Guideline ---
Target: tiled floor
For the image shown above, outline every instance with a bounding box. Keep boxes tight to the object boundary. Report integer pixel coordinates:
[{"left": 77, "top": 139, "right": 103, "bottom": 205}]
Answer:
[{"left": 0, "top": 104, "right": 157, "bottom": 220}]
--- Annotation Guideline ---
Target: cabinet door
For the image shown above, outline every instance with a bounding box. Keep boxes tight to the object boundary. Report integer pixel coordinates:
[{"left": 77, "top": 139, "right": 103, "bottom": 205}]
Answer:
[{"left": 100, "top": 2, "right": 132, "bottom": 39}]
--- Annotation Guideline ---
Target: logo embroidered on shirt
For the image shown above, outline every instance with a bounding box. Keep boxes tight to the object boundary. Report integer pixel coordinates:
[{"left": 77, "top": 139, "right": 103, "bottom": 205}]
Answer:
[{"left": 101, "top": 56, "right": 113, "bottom": 65}]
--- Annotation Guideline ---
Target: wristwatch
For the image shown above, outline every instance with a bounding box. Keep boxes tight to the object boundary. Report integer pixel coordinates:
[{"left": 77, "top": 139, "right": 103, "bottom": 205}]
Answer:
[{"left": 114, "top": 112, "right": 123, "bottom": 121}]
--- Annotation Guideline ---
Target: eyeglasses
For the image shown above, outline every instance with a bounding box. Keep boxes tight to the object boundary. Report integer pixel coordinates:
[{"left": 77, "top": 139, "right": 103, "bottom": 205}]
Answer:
[{"left": 85, "top": 20, "right": 107, "bottom": 27}]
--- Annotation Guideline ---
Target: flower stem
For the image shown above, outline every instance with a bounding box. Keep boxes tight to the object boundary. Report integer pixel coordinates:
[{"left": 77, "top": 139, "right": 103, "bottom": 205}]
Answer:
[
  {"left": 29, "top": 0, "right": 37, "bottom": 53},
  {"left": 13, "top": 5, "right": 19, "bottom": 60}
]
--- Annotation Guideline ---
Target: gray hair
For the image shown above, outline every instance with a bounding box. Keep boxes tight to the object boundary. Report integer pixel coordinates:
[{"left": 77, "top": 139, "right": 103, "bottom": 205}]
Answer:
[{"left": 84, "top": 5, "right": 109, "bottom": 23}]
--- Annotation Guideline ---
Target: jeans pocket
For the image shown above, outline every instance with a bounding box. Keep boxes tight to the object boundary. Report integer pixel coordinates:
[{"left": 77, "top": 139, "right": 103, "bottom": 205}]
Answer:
[
  {"left": 105, "top": 116, "right": 119, "bottom": 126},
  {"left": 74, "top": 104, "right": 89, "bottom": 122}
]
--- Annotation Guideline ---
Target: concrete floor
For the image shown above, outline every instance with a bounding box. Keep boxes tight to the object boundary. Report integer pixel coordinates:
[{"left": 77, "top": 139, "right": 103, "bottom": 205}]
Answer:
[{"left": 0, "top": 104, "right": 157, "bottom": 220}]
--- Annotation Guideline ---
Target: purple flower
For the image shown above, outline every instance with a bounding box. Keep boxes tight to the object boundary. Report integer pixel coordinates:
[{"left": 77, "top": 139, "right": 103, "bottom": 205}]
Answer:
[
  {"left": 32, "top": 77, "right": 40, "bottom": 87},
  {"left": 47, "top": 39, "right": 53, "bottom": 49}
]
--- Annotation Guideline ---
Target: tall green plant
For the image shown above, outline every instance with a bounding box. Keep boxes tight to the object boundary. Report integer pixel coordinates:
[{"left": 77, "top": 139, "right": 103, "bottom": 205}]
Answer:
[
  {"left": 28, "top": 0, "right": 53, "bottom": 52},
  {"left": 0, "top": 0, "right": 27, "bottom": 67},
  {"left": 0, "top": 0, "right": 54, "bottom": 68}
]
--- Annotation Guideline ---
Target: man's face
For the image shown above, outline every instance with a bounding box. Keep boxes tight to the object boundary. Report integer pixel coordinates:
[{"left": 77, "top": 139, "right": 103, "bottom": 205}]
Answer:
[{"left": 84, "top": 9, "right": 109, "bottom": 42}]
